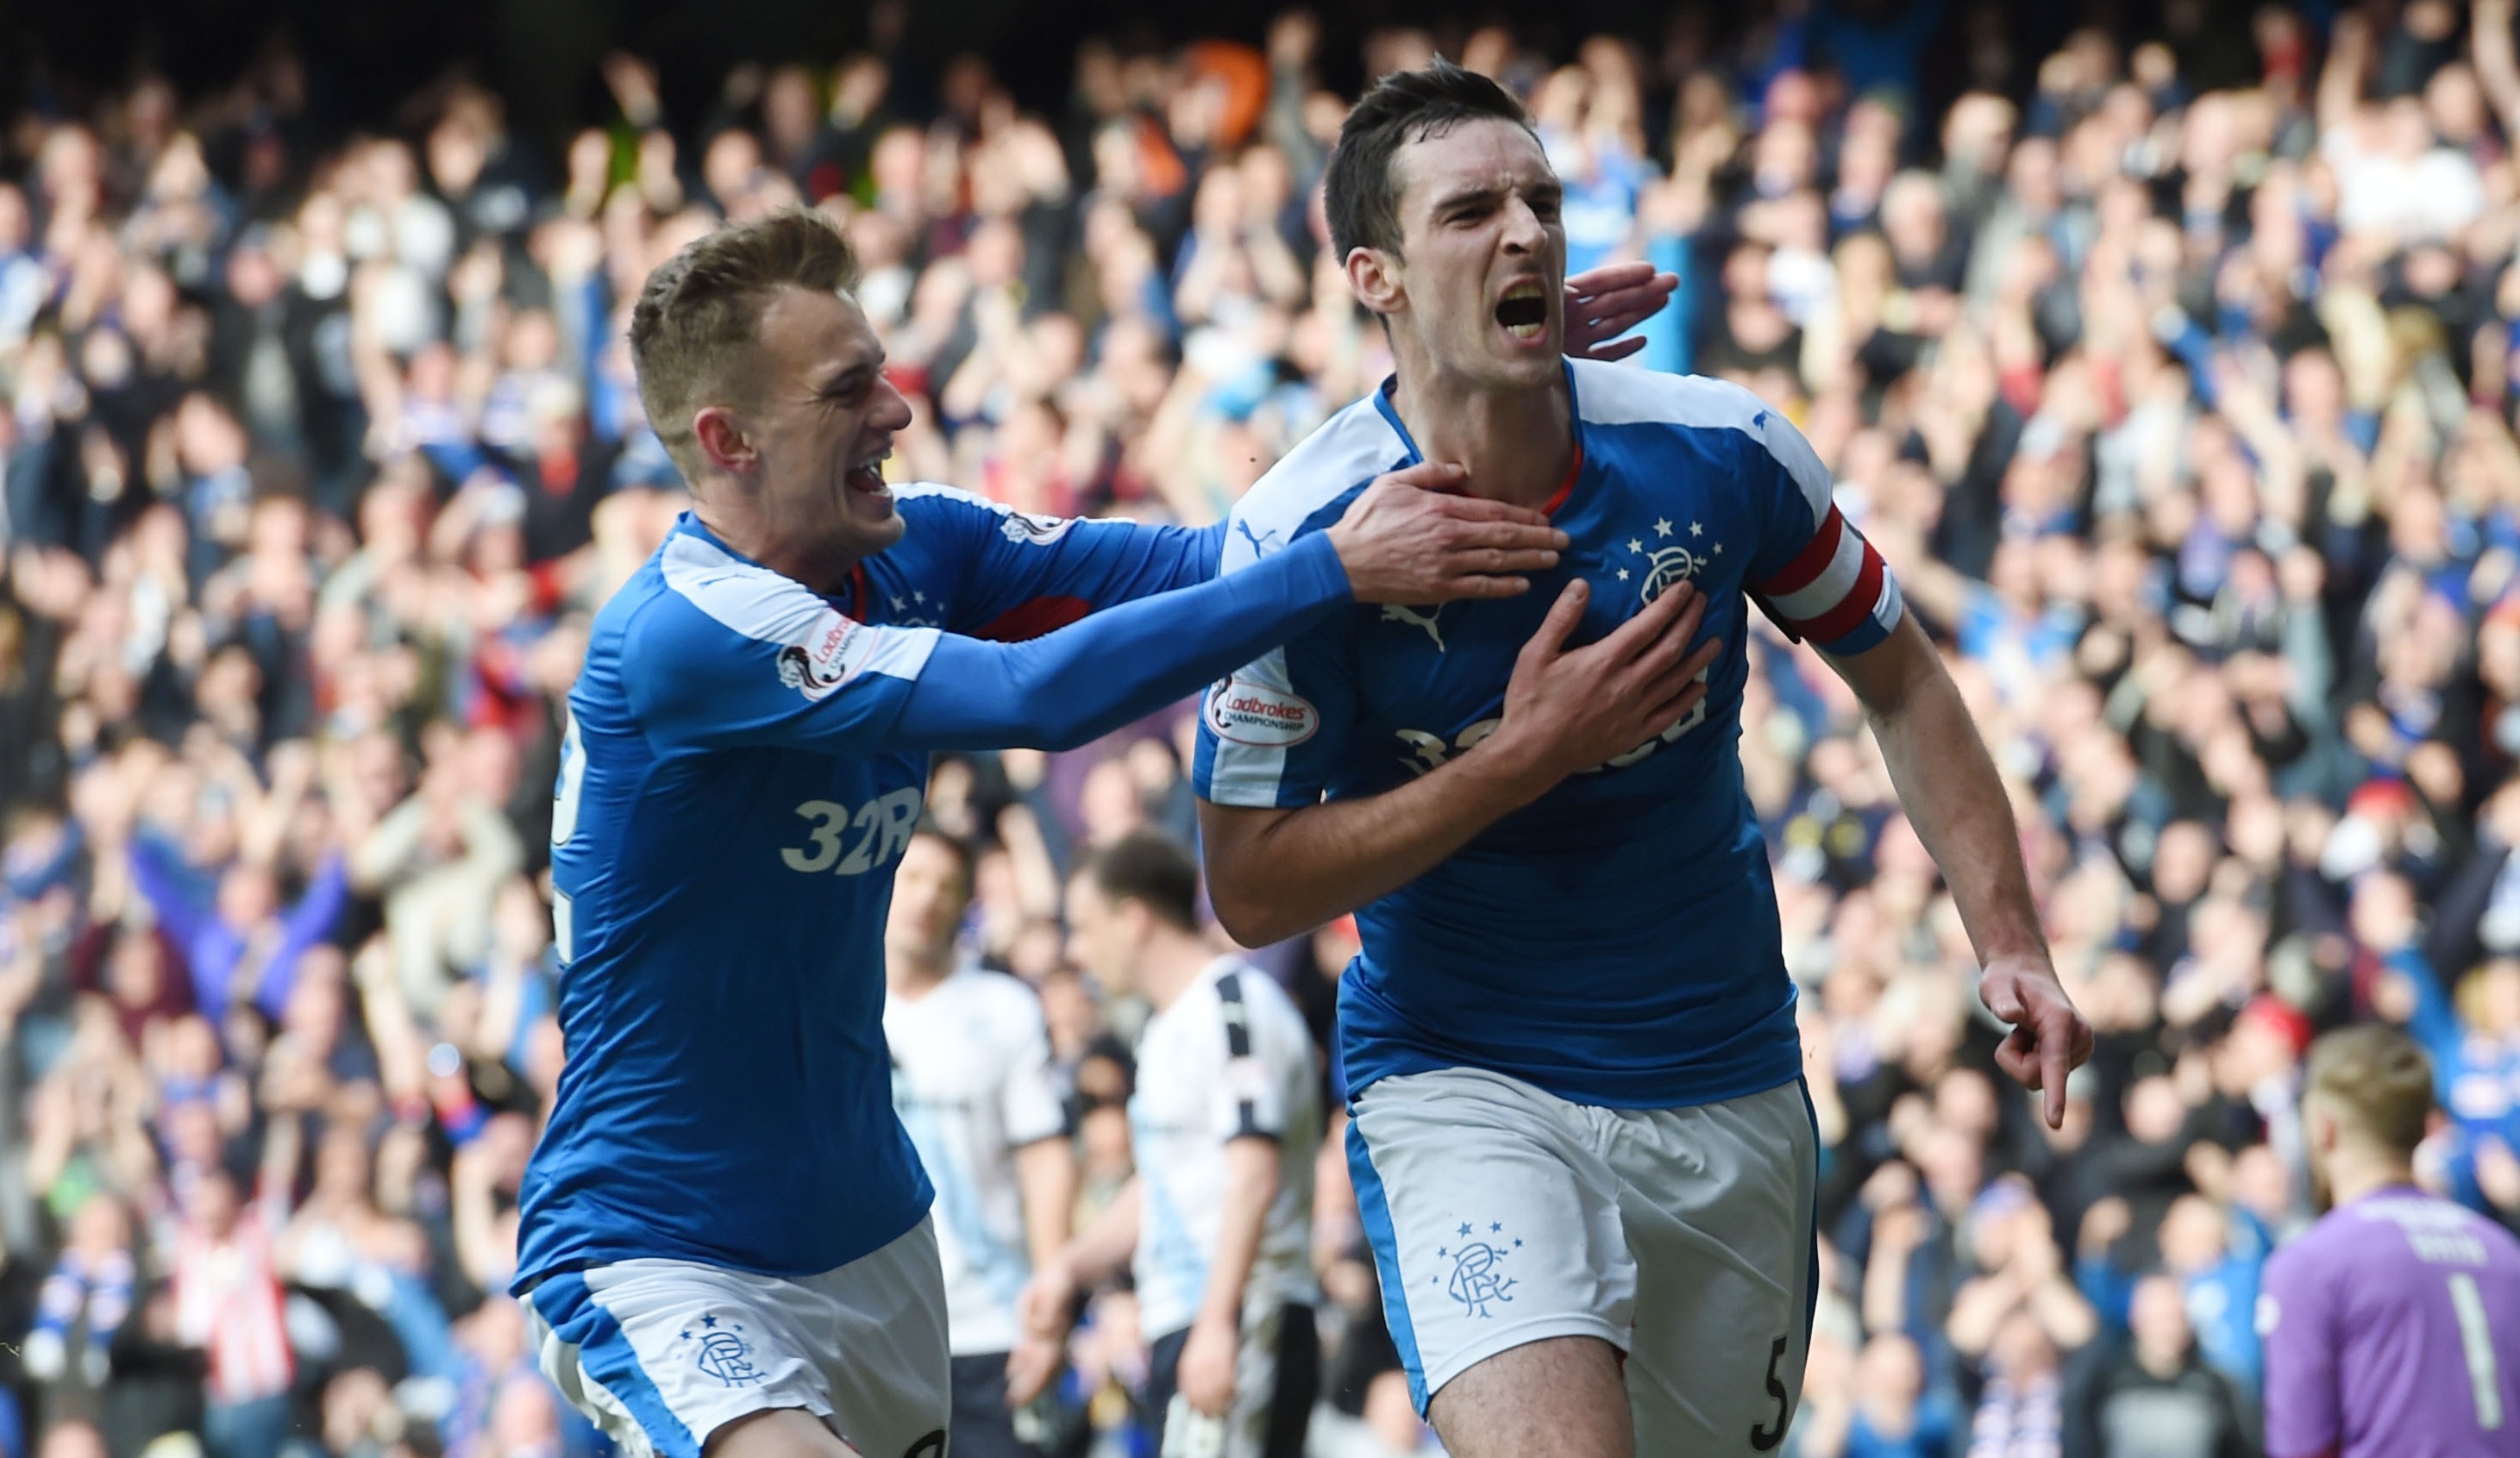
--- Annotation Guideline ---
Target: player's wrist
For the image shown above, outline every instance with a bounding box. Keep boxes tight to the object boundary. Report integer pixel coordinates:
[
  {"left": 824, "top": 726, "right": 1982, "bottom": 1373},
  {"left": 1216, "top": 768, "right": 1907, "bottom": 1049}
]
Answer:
[
  {"left": 1463, "top": 724, "right": 1564, "bottom": 807},
  {"left": 1978, "top": 946, "right": 2058, "bottom": 983},
  {"left": 1318, "top": 519, "right": 1371, "bottom": 596}
]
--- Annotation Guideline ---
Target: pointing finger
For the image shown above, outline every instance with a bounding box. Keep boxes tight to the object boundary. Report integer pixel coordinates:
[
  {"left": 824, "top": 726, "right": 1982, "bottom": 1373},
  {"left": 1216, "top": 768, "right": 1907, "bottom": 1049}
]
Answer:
[{"left": 2040, "top": 1008, "right": 2075, "bottom": 1129}]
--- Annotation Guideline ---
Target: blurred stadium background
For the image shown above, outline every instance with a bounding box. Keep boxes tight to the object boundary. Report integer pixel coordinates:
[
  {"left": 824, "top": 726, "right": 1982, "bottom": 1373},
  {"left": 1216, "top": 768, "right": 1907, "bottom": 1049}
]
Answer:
[{"left": 0, "top": 1, "right": 2510, "bottom": 1455}]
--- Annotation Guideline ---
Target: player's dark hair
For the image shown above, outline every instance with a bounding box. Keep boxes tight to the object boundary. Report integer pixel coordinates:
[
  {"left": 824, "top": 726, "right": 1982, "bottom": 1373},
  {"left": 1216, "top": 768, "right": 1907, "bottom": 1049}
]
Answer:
[
  {"left": 2305, "top": 1022, "right": 2434, "bottom": 1154},
  {"left": 1078, "top": 831, "right": 1201, "bottom": 934},
  {"left": 629, "top": 207, "right": 860, "bottom": 474},
  {"left": 1324, "top": 58, "right": 1534, "bottom": 261},
  {"left": 909, "top": 822, "right": 978, "bottom": 894}
]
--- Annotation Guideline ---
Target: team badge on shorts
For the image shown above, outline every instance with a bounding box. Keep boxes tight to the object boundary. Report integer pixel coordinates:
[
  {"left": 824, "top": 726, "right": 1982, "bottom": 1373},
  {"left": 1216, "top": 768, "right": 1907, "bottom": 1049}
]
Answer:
[
  {"left": 1435, "top": 1221, "right": 1522, "bottom": 1317},
  {"left": 678, "top": 1313, "right": 762, "bottom": 1386}
]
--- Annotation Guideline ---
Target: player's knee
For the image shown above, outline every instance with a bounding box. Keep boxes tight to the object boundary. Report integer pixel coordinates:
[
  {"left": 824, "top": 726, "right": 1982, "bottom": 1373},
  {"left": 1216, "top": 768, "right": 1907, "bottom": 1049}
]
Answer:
[
  {"left": 1429, "top": 1336, "right": 1633, "bottom": 1458},
  {"left": 704, "top": 1408, "right": 870, "bottom": 1458}
]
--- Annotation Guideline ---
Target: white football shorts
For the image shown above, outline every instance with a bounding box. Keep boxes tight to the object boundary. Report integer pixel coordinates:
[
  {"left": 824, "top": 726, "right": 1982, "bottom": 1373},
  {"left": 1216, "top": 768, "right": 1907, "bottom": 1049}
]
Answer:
[
  {"left": 1345, "top": 1068, "right": 1817, "bottom": 1454},
  {"left": 522, "top": 1217, "right": 950, "bottom": 1458}
]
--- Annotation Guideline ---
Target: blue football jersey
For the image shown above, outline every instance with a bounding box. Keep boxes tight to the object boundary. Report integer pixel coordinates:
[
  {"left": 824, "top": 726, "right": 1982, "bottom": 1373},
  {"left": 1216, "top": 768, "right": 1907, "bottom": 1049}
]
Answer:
[
  {"left": 1192, "top": 360, "right": 1903, "bottom": 1110},
  {"left": 517, "top": 486, "right": 1353, "bottom": 1285}
]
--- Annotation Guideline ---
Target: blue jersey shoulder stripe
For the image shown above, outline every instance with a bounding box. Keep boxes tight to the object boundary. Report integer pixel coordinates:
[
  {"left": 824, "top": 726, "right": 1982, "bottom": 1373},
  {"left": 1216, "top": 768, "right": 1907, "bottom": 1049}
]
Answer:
[{"left": 656, "top": 527, "right": 936, "bottom": 682}]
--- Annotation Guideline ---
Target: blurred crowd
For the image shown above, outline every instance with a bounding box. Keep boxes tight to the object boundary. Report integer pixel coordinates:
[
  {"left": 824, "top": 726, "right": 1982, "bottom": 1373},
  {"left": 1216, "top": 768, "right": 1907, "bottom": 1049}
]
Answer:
[{"left": 6, "top": 1, "right": 2520, "bottom": 1455}]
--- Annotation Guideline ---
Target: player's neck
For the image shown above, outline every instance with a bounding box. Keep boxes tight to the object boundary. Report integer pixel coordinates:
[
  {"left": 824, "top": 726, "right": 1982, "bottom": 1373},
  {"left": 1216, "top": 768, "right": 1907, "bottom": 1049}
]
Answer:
[
  {"left": 1389, "top": 366, "right": 1573, "bottom": 511},
  {"left": 885, "top": 948, "right": 953, "bottom": 1000},
  {"left": 1136, "top": 930, "right": 1214, "bottom": 1013},
  {"left": 2324, "top": 1146, "right": 2418, "bottom": 1209},
  {"left": 693, "top": 491, "right": 861, "bottom": 595}
]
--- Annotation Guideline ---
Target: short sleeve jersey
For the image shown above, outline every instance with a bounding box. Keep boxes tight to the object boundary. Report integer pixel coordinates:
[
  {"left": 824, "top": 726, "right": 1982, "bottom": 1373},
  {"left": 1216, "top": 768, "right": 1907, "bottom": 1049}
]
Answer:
[{"left": 1128, "top": 961, "right": 1323, "bottom": 1338}]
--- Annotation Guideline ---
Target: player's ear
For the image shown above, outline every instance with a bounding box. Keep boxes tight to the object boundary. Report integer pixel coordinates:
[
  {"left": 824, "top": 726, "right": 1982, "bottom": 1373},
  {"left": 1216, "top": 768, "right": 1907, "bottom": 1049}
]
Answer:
[
  {"left": 692, "top": 405, "right": 756, "bottom": 476},
  {"left": 1345, "top": 245, "right": 1405, "bottom": 319}
]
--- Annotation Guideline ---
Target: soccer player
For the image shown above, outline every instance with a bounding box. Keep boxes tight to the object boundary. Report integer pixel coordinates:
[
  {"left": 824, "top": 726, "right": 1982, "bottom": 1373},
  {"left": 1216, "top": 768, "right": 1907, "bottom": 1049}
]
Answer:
[
  {"left": 511, "top": 207, "right": 1660, "bottom": 1458},
  {"left": 1026, "top": 833, "right": 1323, "bottom": 1458},
  {"left": 883, "top": 829, "right": 1073, "bottom": 1458},
  {"left": 1188, "top": 64, "right": 2094, "bottom": 1457},
  {"left": 2260, "top": 1023, "right": 2520, "bottom": 1458}
]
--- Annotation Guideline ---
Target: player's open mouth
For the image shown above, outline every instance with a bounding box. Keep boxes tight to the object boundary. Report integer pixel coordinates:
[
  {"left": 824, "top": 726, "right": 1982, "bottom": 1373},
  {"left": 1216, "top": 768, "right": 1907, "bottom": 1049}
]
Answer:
[
  {"left": 846, "top": 445, "right": 892, "bottom": 500},
  {"left": 1494, "top": 282, "right": 1547, "bottom": 341}
]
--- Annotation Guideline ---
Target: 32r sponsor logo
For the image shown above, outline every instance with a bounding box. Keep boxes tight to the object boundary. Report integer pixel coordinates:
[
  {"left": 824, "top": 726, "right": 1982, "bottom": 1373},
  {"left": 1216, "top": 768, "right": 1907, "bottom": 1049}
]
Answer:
[
  {"left": 1395, "top": 666, "right": 1712, "bottom": 776},
  {"left": 781, "top": 787, "right": 924, "bottom": 875}
]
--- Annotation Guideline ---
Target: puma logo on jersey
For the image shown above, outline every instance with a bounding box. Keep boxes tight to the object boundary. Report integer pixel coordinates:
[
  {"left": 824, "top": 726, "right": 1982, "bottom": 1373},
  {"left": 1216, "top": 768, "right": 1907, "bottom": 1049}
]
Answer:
[
  {"left": 1234, "top": 519, "right": 1283, "bottom": 556},
  {"left": 1382, "top": 604, "right": 1447, "bottom": 652}
]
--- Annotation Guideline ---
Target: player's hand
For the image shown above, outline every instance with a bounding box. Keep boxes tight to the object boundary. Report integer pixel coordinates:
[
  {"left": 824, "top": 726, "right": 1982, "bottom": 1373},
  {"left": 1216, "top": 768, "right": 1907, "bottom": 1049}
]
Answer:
[
  {"left": 1004, "top": 1332, "right": 1063, "bottom": 1407},
  {"left": 1016, "top": 1261, "right": 1078, "bottom": 1343},
  {"left": 1178, "top": 1311, "right": 1239, "bottom": 1417},
  {"left": 1489, "top": 578, "right": 1722, "bottom": 789},
  {"left": 1979, "top": 956, "right": 2095, "bottom": 1130},
  {"left": 1563, "top": 261, "right": 1678, "bottom": 363},
  {"left": 1326, "top": 464, "right": 1568, "bottom": 605}
]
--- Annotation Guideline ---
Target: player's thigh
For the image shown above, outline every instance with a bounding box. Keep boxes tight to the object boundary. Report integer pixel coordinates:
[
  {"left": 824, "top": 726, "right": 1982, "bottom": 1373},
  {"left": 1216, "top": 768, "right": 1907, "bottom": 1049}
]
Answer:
[
  {"left": 709, "top": 1409, "right": 864, "bottom": 1458},
  {"left": 1608, "top": 1079, "right": 1819, "bottom": 1457},
  {"left": 520, "top": 1221, "right": 951, "bottom": 1458},
  {"left": 1426, "top": 1334, "right": 1632, "bottom": 1458},
  {"left": 1345, "top": 1067, "right": 1634, "bottom": 1418}
]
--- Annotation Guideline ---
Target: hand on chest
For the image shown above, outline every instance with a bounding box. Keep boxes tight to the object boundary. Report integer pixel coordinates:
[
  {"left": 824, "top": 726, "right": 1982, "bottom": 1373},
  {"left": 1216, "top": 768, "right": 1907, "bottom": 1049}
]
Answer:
[{"left": 1355, "top": 503, "right": 1746, "bottom": 718}]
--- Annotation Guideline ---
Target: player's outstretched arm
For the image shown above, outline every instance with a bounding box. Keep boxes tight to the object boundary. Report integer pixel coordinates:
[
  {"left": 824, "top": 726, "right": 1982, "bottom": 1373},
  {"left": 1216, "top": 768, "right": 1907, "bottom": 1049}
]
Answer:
[
  {"left": 630, "top": 478, "right": 1562, "bottom": 760},
  {"left": 1821, "top": 612, "right": 2094, "bottom": 1127},
  {"left": 887, "top": 474, "right": 1565, "bottom": 752},
  {"left": 1200, "top": 579, "right": 1721, "bottom": 948},
  {"left": 919, "top": 484, "right": 1232, "bottom": 624}
]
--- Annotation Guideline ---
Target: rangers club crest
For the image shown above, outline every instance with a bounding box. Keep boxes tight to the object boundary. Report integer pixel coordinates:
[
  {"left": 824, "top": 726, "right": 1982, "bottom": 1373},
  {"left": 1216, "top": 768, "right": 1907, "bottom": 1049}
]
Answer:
[
  {"left": 1620, "top": 517, "right": 1721, "bottom": 605},
  {"left": 1435, "top": 1221, "right": 1522, "bottom": 1318},
  {"left": 680, "top": 1314, "right": 762, "bottom": 1386}
]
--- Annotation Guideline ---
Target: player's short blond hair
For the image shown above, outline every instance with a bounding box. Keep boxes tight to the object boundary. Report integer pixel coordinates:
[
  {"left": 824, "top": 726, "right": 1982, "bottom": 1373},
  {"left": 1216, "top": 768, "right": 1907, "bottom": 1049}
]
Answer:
[
  {"left": 629, "top": 208, "right": 861, "bottom": 477},
  {"left": 2304, "top": 1022, "right": 2434, "bottom": 1155}
]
